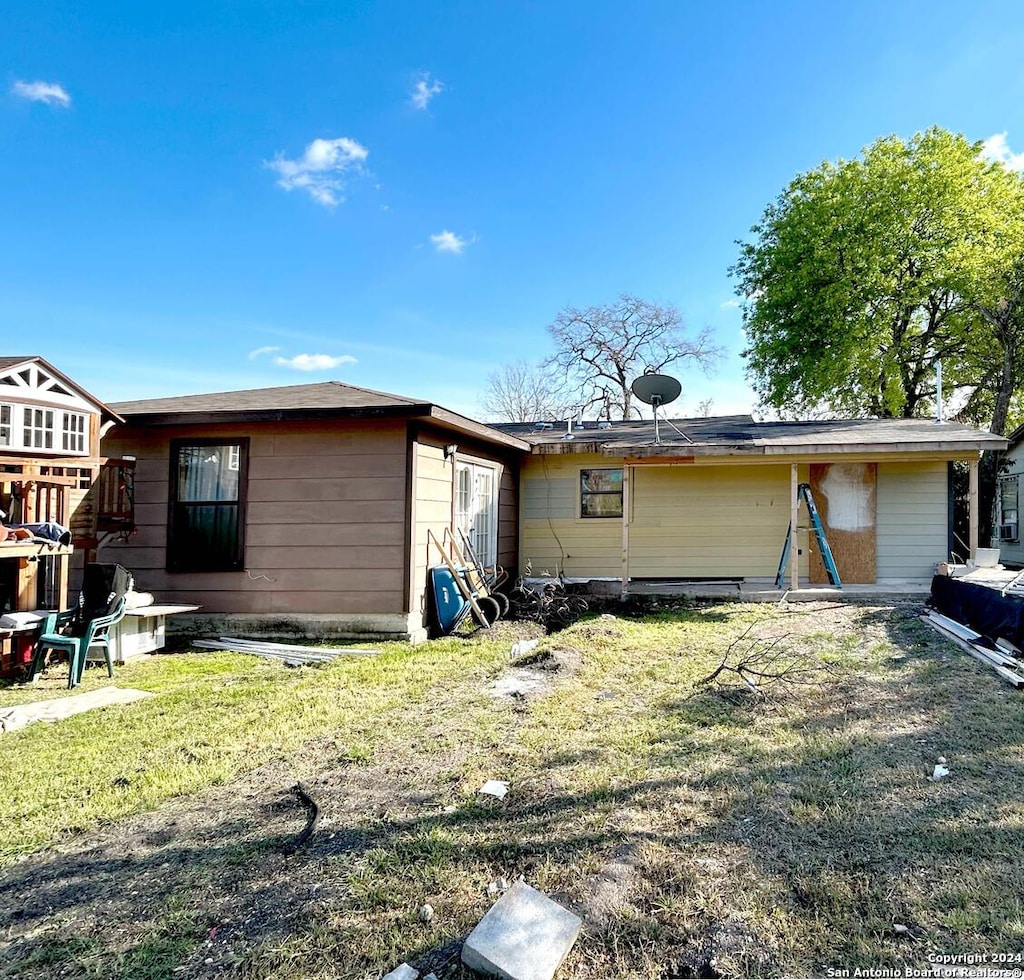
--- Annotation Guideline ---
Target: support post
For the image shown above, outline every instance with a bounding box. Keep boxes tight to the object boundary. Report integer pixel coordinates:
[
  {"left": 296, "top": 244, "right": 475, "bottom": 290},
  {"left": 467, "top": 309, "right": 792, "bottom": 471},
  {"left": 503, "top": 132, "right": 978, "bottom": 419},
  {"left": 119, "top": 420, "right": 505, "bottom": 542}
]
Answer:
[
  {"left": 790, "top": 463, "right": 799, "bottom": 591},
  {"left": 621, "top": 464, "right": 631, "bottom": 597},
  {"left": 969, "top": 457, "right": 979, "bottom": 558}
]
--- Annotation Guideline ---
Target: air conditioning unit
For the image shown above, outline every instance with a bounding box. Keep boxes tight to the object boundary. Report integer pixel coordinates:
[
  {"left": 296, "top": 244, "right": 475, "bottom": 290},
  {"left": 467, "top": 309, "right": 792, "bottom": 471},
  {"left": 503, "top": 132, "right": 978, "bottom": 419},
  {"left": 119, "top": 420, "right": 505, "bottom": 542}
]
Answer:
[{"left": 1000, "top": 522, "right": 1018, "bottom": 542}]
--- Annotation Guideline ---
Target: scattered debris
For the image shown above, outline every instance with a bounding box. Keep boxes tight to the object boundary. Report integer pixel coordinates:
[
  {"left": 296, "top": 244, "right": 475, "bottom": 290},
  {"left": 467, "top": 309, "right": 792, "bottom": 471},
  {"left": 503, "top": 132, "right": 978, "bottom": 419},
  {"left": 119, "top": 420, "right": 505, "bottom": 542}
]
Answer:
[
  {"left": 283, "top": 782, "right": 321, "bottom": 852},
  {"left": 461, "top": 880, "right": 582, "bottom": 980},
  {"left": 0, "top": 686, "right": 155, "bottom": 734},
  {"left": 595, "top": 689, "right": 617, "bottom": 700},
  {"left": 510, "top": 638, "right": 540, "bottom": 660},
  {"left": 479, "top": 780, "right": 509, "bottom": 800},
  {"left": 422, "top": 974, "right": 439, "bottom": 980},
  {"left": 418, "top": 903, "right": 434, "bottom": 923},
  {"left": 382, "top": 964, "right": 419, "bottom": 980},
  {"left": 928, "top": 763, "right": 950, "bottom": 782},
  {"left": 893, "top": 923, "right": 911, "bottom": 936},
  {"left": 487, "top": 877, "right": 510, "bottom": 897}
]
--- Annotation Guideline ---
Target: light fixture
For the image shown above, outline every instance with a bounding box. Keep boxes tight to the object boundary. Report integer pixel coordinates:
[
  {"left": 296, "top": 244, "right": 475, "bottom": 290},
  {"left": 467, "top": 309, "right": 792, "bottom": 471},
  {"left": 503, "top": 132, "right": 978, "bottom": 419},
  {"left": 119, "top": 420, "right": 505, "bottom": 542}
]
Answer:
[{"left": 444, "top": 444, "right": 458, "bottom": 460}]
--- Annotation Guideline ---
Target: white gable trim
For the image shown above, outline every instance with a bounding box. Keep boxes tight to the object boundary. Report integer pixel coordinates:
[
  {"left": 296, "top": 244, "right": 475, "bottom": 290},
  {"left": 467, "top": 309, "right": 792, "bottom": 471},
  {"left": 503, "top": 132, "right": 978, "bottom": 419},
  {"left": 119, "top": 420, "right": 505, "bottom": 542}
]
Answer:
[{"left": 0, "top": 359, "right": 104, "bottom": 415}]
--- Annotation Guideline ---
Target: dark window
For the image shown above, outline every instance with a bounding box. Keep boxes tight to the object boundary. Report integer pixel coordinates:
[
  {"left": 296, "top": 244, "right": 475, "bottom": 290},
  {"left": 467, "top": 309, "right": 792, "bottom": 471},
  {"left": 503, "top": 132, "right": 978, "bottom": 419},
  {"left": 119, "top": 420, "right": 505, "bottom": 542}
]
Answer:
[
  {"left": 168, "top": 440, "right": 248, "bottom": 571},
  {"left": 580, "top": 468, "right": 623, "bottom": 518},
  {"left": 1000, "top": 475, "right": 1019, "bottom": 542}
]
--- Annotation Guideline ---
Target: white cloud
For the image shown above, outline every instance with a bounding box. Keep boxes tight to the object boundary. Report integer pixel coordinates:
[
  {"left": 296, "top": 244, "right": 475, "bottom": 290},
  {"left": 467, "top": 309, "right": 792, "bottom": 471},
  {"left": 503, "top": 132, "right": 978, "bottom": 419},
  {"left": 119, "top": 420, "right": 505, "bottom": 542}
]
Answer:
[
  {"left": 411, "top": 73, "right": 444, "bottom": 110},
  {"left": 248, "top": 345, "right": 281, "bottom": 359},
  {"left": 273, "top": 353, "right": 358, "bottom": 371},
  {"left": 980, "top": 132, "right": 1024, "bottom": 173},
  {"left": 720, "top": 298, "right": 741, "bottom": 310},
  {"left": 11, "top": 80, "right": 71, "bottom": 107},
  {"left": 430, "top": 229, "right": 468, "bottom": 253},
  {"left": 266, "top": 137, "right": 369, "bottom": 207}
]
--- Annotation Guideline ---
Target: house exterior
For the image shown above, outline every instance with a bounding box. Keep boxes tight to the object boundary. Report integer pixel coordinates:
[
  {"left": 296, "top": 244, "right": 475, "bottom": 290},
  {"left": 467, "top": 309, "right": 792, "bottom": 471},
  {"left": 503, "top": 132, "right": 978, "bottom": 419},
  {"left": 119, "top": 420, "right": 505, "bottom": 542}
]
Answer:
[
  {"left": 0, "top": 356, "right": 130, "bottom": 613},
  {"left": 497, "top": 415, "right": 1005, "bottom": 590},
  {"left": 97, "top": 382, "right": 528, "bottom": 641},
  {"left": 997, "top": 425, "right": 1024, "bottom": 566},
  {"left": 95, "top": 378, "right": 1006, "bottom": 639}
]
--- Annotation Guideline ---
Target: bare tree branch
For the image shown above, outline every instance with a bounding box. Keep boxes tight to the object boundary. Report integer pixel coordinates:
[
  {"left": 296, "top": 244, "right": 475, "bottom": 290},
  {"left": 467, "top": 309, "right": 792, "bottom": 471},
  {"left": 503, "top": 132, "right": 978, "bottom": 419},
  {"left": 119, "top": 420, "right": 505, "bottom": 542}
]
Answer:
[
  {"left": 544, "top": 294, "right": 722, "bottom": 420},
  {"left": 479, "top": 360, "right": 577, "bottom": 423}
]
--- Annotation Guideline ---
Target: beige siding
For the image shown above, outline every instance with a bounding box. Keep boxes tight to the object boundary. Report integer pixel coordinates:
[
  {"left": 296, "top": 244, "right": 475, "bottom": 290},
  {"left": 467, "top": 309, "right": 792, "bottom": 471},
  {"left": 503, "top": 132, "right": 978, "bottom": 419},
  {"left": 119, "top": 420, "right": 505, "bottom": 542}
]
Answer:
[
  {"left": 629, "top": 464, "right": 793, "bottom": 578},
  {"left": 876, "top": 461, "right": 948, "bottom": 579},
  {"left": 520, "top": 454, "right": 622, "bottom": 577},
  {"left": 99, "top": 420, "right": 408, "bottom": 614},
  {"left": 520, "top": 455, "right": 808, "bottom": 581}
]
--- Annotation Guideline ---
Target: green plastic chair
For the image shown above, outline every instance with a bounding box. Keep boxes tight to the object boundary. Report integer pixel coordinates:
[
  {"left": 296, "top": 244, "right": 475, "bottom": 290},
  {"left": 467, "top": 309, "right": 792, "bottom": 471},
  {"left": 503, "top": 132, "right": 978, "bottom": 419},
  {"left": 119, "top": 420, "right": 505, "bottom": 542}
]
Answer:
[{"left": 30, "top": 597, "right": 128, "bottom": 689}]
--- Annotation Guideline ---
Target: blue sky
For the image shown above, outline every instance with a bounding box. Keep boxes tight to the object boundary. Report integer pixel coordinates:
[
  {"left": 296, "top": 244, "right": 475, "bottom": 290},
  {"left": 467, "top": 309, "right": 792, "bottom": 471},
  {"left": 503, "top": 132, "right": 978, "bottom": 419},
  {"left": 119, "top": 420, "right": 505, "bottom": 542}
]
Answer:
[{"left": 3, "top": 1, "right": 1024, "bottom": 418}]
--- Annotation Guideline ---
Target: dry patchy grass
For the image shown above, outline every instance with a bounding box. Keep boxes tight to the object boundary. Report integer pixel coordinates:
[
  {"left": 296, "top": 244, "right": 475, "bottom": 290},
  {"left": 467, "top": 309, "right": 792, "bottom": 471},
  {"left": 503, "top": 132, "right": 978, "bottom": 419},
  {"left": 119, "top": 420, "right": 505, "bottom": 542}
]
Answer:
[{"left": 1, "top": 601, "right": 1023, "bottom": 979}]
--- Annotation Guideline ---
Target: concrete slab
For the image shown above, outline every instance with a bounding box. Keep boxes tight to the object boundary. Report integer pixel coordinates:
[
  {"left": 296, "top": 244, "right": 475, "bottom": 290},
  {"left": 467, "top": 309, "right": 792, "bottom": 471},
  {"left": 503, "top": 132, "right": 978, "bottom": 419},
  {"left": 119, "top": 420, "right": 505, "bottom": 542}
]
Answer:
[
  {"left": 461, "top": 880, "right": 582, "bottom": 980},
  {"left": 381, "top": 964, "right": 418, "bottom": 980}
]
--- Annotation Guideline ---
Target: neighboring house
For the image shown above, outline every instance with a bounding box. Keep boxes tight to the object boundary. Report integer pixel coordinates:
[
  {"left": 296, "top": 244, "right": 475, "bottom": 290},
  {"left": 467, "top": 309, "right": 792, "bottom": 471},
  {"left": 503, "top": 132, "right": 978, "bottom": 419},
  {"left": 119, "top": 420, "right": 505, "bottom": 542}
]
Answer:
[
  {"left": 497, "top": 415, "right": 1005, "bottom": 589},
  {"left": 0, "top": 355, "right": 131, "bottom": 612},
  {"left": 997, "top": 424, "right": 1024, "bottom": 566},
  {"left": 97, "top": 382, "right": 528, "bottom": 641}
]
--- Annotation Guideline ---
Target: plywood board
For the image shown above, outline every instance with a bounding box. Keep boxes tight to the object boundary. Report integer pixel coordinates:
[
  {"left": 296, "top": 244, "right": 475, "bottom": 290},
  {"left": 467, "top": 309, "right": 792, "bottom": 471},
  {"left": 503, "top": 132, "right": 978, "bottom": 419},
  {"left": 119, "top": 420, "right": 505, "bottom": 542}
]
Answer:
[{"left": 809, "top": 462, "right": 876, "bottom": 584}]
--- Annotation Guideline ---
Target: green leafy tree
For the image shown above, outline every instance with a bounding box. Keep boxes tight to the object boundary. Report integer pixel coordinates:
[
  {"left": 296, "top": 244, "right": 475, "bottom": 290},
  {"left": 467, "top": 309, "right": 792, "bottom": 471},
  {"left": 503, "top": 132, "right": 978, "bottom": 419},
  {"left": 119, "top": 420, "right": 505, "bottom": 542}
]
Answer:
[{"left": 732, "top": 128, "right": 1024, "bottom": 423}]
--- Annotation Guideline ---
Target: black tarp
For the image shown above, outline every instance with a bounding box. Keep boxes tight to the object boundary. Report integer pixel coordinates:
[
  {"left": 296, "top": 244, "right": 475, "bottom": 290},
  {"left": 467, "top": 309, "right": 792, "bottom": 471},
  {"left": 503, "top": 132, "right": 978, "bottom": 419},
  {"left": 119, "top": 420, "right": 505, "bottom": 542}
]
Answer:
[{"left": 930, "top": 574, "right": 1024, "bottom": 648}]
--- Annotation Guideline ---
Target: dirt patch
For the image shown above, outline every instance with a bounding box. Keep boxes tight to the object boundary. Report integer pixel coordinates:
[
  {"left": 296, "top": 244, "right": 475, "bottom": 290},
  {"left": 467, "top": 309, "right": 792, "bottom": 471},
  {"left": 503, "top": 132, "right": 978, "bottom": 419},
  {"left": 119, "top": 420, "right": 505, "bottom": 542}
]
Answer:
[{"left": 489, "top": 643, "right": 585, "bottom": 701}]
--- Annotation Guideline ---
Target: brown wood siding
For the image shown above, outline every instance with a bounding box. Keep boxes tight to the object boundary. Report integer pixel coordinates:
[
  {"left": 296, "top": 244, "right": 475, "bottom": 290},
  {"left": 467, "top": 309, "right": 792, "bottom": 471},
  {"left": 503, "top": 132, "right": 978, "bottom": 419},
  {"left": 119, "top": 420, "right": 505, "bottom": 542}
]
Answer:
[
  {"left": 498, "top": 463, "right": 518, "bottom": 576},
  {"left": 408, "top": 428, "right": 520, "bottom": 632},
  {"left": 99, "top": 419, "right": 408, "bottom": 614},
  {"left": 410, "top": 438, "right": 452, "bottom": 629}
]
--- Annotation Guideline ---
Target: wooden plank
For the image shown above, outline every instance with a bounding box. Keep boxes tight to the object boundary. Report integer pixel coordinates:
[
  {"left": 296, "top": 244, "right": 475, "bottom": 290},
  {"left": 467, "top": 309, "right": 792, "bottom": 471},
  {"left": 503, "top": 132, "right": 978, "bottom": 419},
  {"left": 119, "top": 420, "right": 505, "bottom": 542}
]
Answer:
[
  {"left": 809, "top": 462, "right": 877, "bottom": 585},
  {"left": 969, "top": 458, "right": 979, "bottom": 558},
  {"left": 920, "top": 615, "right": 1024, "bottom": 687},
  {"left": 790, "top": 463, "right": 799, "bottom": 591},
  {"left": 219, "top": 636, "right": 379, "bottom": 656},
  {"left": 621, "top": 463, "right": 630, "bottom": 595}
]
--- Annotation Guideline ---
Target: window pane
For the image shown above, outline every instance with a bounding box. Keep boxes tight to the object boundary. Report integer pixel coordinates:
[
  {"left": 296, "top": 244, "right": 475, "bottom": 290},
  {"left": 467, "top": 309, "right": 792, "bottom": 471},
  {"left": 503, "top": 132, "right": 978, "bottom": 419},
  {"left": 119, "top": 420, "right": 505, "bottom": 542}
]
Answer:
[
  {"left": 581, "top": 469, "right": 622, "bottom": 493},
  {"left": 170, "top": 504, "right": 240, "bottom": 567},
  {"left": 580, "top": 468, "right": 623, "bottom": 518},
  {"left": 581, "top": 492, "right": 624, "bottom": 517},
  {"left": 177, "top": 445, "right": 240, "bottom": 501}
]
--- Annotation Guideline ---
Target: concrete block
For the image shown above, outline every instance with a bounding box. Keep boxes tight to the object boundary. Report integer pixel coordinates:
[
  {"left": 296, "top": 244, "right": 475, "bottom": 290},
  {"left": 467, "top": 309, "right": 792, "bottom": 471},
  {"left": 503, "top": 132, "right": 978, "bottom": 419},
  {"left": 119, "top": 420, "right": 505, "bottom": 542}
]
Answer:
[
  {"left": 461, "top": 880, "right": 582, "bottom": 980},
  {"left": 382, "top": 964, "right": 418, "bottom": 980}
]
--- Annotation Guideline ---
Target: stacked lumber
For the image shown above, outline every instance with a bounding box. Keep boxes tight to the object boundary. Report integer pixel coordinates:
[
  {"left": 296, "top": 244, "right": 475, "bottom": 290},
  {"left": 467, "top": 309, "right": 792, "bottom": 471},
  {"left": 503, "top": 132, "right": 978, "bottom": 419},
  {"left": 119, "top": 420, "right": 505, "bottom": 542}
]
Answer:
[
  {"left": 921, "top": 611, "right": 1024, "bottom": 688},
  {"left": 193, "top": 636, "right": 379, "bottom": 666}
]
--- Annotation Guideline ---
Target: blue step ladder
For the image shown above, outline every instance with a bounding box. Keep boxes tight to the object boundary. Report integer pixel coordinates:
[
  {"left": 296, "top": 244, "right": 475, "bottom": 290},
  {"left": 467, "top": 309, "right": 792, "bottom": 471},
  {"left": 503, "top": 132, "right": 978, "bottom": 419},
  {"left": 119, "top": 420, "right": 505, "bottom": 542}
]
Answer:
[{"left": 775, "top": 483, "right": 842, "bottom": 589}]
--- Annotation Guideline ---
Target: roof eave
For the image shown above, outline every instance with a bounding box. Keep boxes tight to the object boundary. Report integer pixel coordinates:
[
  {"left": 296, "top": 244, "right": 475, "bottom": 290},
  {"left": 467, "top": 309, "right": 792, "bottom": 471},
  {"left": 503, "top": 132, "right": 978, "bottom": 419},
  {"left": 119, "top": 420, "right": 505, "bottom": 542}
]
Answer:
[{"left": 116, "top": 403, "right": 432, "bottom": 427}]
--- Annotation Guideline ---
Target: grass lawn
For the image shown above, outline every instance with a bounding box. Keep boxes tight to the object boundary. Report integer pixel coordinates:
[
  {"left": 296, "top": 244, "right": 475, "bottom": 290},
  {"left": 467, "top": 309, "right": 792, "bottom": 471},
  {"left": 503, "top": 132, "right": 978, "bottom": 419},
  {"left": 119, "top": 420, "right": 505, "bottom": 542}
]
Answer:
[{"left": 1, "top": 600, "right": 1022, "bottom": 979}]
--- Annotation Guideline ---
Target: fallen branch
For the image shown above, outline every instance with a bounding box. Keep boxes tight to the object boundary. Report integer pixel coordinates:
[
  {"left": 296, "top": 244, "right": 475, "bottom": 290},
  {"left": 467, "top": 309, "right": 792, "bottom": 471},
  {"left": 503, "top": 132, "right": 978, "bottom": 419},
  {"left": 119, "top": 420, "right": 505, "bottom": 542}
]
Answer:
[
  {"left": 285, "top": 782, "right": 321, "bottom": 852},
  {"left": 694, "top": 624, "right": 833, "bottom": 699}
]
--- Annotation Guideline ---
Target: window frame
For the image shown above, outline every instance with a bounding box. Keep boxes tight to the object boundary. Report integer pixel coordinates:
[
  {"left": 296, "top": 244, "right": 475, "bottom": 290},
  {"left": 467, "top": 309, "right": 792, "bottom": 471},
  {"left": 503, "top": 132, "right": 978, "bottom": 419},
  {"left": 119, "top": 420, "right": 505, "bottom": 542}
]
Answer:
[
  {"left": 23, "top": 406, "right": 55, "bottom": 450},
  {"left": 999, "top": 474, "right": 1020, "bottom": 543},
  {"left": 579, "top": 467, "right": 624, "bottom": 519},
  {"left": 167, "top": 438, "right": 249, "bottom": 572},
  {"left": 0, "top": 403, "right": 11, "bottom": 448},
  {"left": 61, "top": 411, "right": 87, "bottom": 453}
]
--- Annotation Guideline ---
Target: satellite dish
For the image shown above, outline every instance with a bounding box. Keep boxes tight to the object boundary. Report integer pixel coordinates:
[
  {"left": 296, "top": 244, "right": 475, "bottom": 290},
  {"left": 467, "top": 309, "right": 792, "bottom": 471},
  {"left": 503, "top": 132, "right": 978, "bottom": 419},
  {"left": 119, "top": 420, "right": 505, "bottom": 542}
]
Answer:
[
  {"left": 630, "top": 372, "right": 682, "bottom": 408},
  {"left": 630, "top": 372, "right": 682, "bottom": 445}
]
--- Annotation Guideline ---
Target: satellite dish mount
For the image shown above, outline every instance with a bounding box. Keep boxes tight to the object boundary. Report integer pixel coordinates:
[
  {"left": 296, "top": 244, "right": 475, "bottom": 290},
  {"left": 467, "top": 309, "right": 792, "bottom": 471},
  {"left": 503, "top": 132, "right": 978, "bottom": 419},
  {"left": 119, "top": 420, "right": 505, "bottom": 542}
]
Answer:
[{"left": 630, "top": 371, "right": 683, "bottom": 445}]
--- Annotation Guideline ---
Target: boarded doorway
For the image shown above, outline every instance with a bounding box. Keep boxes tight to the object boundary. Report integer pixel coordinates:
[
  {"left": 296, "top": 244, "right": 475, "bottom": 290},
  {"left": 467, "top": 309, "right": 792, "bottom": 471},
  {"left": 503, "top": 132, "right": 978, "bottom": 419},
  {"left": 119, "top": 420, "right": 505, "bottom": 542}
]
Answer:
[{"left": 809, "top": 462, "right": 877, "bottom": 584}]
